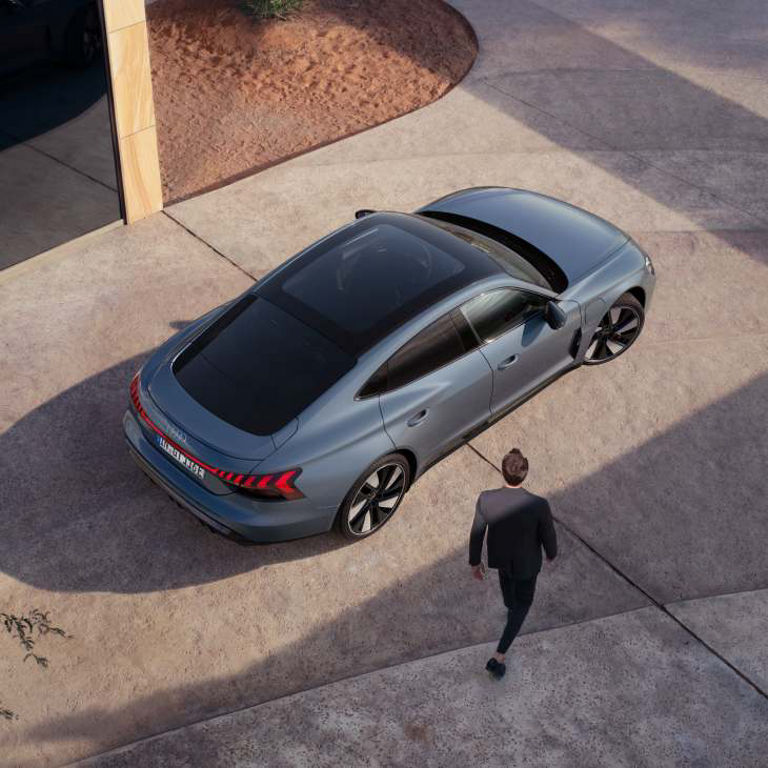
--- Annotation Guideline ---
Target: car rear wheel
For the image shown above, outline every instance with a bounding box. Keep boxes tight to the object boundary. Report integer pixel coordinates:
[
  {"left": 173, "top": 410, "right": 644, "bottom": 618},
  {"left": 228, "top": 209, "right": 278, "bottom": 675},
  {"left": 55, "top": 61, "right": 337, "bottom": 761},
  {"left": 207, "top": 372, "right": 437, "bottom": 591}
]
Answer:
[
  {"left": 583, "top": 292, "right": 644, "bottom": 365},
  {"left": 336, "top": 454, "right": 410, "bottom": 540}
]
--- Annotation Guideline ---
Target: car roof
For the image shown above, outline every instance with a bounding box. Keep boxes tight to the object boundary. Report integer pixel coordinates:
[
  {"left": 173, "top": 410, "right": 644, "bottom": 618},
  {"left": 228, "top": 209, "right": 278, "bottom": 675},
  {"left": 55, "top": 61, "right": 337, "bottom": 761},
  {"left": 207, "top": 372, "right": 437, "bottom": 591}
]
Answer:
[{"left": 256, "top": 212, "right": 503, "bottom": 356}]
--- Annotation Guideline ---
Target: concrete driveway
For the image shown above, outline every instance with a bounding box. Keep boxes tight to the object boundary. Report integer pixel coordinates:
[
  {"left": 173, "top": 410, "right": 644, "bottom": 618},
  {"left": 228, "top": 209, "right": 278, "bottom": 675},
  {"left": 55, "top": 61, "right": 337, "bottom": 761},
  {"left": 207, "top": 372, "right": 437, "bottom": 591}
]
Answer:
[{"left": 1, "top": 0, "right": 767, "bottom": 765}]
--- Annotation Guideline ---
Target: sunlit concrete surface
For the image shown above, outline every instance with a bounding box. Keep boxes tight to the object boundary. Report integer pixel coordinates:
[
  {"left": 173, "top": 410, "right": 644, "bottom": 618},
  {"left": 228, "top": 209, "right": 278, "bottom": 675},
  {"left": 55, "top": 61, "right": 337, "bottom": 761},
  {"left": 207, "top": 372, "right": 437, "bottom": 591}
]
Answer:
[
  {"left": 76, "top": 609, "right": 768, "bottom": 768},
  {"left": 1, "top": 0, "right": 767, "bottom": 765},
  {"left": 668, "top": 589, "right": 768, "bottom": 692}
]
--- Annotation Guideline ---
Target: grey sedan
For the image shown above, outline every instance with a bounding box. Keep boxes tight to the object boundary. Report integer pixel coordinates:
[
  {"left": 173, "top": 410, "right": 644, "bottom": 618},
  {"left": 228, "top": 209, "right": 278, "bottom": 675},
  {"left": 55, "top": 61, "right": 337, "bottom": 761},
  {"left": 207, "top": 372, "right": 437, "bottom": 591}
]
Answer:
[{"left": 124, "top": 187, "right": 655, "bottom": 542}]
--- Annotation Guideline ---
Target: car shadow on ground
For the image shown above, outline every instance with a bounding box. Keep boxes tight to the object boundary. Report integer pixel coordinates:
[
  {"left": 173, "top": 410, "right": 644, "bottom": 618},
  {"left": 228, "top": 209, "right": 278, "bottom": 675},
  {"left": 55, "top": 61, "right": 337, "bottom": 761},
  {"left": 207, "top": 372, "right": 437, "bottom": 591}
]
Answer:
[
  {"left": 0, "top": 352, "right": 351, "bottom": 594},
  {"left": 20, "top": 373, "right": 768, "bottom": 758}
]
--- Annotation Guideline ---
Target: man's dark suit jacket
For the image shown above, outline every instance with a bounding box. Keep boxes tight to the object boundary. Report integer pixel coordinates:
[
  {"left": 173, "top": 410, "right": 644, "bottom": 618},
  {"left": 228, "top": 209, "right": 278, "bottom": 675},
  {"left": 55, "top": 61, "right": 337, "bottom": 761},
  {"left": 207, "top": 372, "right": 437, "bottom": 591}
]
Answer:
[{"left": 469, "top": 487, "right": 558, "bottom": 577}]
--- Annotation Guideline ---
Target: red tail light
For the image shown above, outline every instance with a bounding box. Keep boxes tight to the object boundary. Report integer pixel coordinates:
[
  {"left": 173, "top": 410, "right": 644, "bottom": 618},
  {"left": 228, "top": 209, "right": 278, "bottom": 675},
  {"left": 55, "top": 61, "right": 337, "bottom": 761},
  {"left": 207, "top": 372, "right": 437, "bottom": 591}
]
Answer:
[
  {"left": 216, "top": 468, "right": 303, "bottom": 500},
  {"left": 129, "top": 373, "right": 303, "bottom": 501}
]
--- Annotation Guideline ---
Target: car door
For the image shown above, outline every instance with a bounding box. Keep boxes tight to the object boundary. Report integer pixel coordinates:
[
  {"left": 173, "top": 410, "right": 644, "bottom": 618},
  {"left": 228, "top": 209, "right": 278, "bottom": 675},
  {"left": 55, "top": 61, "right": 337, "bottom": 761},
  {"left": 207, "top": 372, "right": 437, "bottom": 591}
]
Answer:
[
  {"left": 377, "top": 312, "right": 492, "bottom": 470},
  {"left": 459, "top": 287, "right": 581, "bottom": 415}
]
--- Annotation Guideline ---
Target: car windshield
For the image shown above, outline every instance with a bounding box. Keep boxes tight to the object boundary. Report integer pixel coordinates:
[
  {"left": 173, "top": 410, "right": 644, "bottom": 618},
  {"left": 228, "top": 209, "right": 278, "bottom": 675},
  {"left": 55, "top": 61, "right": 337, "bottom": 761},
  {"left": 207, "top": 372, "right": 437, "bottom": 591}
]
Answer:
[
  {"left": 259, "top": 213, "right": 500, "bottom": 355},
  {"left": 418, "top": 214, "right": 551, "bottom": 290}
]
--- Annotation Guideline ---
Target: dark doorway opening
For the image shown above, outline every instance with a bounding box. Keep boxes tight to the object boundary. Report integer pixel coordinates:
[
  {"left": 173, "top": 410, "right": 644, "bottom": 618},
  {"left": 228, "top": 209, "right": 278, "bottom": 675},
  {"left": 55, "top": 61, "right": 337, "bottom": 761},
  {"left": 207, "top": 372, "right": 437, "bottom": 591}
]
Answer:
[{"left": 0, "top": 0, "right": 122, "bottom": 269}]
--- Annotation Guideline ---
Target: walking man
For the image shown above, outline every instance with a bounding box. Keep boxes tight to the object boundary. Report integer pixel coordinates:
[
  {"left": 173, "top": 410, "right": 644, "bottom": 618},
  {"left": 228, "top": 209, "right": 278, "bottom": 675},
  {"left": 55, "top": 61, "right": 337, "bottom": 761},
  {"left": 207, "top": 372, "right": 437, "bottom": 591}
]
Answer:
[{"left": 469, "top": 448, "right": 557, "bottom": 680}]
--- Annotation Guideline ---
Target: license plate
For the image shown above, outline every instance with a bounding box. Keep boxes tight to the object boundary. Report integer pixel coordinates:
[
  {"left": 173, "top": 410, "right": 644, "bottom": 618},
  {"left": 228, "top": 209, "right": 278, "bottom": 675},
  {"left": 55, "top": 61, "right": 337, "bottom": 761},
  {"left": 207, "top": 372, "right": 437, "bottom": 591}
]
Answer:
[{"left": 156, "top": 434, "right": 206, "bottom": 480}]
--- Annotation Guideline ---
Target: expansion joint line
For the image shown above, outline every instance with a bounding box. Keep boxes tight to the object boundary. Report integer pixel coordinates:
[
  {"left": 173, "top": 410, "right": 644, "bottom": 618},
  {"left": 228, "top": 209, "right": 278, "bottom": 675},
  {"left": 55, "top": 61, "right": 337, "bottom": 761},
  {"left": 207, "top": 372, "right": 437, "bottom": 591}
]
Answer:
[
  {"left": 466, "top": 443, "right": 768, "bottom": 702},
  {"left": 162, "top": 210, "right": 259, "bottom": 282},
  {"left": 479, "top": 79, "right": 768, "bottom": 232},
  {"left": 0, "top": 129, "right": 119, "bottom": 194}
]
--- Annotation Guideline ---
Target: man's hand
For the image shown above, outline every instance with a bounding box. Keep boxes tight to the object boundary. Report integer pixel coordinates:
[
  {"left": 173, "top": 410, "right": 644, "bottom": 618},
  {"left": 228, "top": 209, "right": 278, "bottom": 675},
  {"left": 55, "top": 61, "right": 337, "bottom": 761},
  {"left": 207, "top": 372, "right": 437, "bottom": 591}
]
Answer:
[{"left": 471, "top": 563, "right": 486, "bottom": 581}]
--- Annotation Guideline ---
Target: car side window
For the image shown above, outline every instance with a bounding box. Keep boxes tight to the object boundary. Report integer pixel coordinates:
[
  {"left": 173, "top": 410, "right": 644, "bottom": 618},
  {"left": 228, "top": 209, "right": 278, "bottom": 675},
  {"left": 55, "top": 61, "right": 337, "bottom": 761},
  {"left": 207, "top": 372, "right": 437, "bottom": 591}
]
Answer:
[
  {"left": 388, "top": 314, "right": 469, "bottom": 390},
  {"left": 461, "top": 288, "right": 547, "bottom": 343},
  {"left": 359, "top": 313, "right": 471, "bottom": 397}
]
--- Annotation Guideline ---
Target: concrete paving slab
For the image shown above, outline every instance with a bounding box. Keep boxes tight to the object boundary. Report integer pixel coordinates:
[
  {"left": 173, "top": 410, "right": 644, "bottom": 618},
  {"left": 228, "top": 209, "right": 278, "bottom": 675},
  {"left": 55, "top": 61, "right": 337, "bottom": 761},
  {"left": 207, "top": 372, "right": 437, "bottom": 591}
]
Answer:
[
  {"left": 287, "top": 80, "right": 608, "bottom": 168},
  {"left": 633, "top": 150, "right": 768, "bottom": 223},
  {"left": 169, "top": 148, "right": 755, "bottom": 278},
  {"left": 0, "top": 397, "right": 645, "bottom": 765},
  {"left": 0, "top": 143, "right": 121, "bottom": 269},
  {"left": 465, "top": 0, "right": 768, "bottom": 124},
  {"left": 456, "top": 0, "right": 656, "bottom": 82},
  {"left": 669, "top": 589, "right": 768, "bottom": 692},
  {"left": 0, "top": 213, "right": 252, "bottom": 428},
  {"left": 529, "top": 0, "right": 768, "bottom": 79},
  {"left": 487, "top": 69, "right": 768, "bottom": 153},
  {"left": 471, "top": 339, "right": 768, "bottom": 604},
  {"left": 75, "top": 608, "right": 768, "bottom": 768},
  {"left": 626, "top": 229, "right": 768, "bottom": 343}
]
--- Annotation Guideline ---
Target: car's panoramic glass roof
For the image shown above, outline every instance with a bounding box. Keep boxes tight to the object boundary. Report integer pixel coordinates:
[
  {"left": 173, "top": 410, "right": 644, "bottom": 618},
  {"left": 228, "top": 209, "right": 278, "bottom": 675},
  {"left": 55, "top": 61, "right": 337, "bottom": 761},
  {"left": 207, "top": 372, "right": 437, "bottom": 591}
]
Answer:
[{"left": 258, "top": 213, "right": 501, "bottom": 355}]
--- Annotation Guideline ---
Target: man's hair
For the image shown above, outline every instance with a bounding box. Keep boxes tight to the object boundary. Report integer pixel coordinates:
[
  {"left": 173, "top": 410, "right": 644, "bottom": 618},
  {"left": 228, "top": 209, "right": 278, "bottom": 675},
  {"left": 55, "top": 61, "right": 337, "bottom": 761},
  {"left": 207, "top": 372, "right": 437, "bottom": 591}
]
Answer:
[{"left": 501, "top": 448, "right": 529, "bottom": 485}]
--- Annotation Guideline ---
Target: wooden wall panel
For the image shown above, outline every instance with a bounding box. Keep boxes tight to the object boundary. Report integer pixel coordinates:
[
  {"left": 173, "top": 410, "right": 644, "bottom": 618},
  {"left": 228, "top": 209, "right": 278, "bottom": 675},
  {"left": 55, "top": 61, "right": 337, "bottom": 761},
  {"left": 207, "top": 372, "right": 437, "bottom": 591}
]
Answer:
[
  {"left": 102, "top": 0, "right": 163, "bottom": 223},
  {"left": 119, "top": 127, "right": 164, "bottom": 223},
  {"left": 103, "top": 0, "right": 145, "bottom": 32},
  {"left": 107, "top": 23, "right": 156, "bottom": 139}
]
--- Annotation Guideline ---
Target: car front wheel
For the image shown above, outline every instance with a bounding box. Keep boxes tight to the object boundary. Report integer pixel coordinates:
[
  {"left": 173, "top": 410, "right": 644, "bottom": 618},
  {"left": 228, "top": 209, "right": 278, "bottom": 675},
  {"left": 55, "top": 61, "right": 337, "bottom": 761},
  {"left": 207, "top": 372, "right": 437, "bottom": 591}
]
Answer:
[
  {"left": 336, "top": 454, "right": 410, "bottom": 540},
  {"left": 583, "top": 292, "right": 644, "bottom": 365}
]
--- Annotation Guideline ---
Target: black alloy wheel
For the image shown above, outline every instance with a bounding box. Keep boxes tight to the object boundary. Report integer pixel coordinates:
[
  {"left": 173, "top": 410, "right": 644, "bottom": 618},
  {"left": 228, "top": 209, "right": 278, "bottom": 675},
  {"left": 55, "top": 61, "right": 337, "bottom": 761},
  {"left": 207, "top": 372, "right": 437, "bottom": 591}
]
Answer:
[
  {"left": 337, "top": 454, "right": 410, "bottom": 540},
  {"left": 584, "top": 292, "right": 644, "bottom": 365}
]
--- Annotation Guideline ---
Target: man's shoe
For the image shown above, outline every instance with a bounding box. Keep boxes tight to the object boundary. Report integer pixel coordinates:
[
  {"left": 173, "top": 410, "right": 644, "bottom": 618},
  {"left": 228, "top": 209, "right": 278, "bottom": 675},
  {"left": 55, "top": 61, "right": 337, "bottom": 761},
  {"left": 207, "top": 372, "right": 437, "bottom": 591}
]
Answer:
[{"left": 486, "top": 658, "right": 506, "bottom": 680}]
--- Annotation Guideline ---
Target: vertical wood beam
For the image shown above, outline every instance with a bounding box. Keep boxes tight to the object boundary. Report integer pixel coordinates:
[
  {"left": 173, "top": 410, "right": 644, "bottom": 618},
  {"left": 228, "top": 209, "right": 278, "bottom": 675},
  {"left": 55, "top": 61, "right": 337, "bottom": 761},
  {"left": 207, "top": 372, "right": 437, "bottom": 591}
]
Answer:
[{"left": 102, "top": 0, "right": 163, "bottom": 223}]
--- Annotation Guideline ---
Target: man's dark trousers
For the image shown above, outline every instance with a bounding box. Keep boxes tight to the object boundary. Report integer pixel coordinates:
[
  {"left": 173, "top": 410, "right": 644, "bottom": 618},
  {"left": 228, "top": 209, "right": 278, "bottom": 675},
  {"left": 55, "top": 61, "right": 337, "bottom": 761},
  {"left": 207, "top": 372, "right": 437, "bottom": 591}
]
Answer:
[
  {"left": 497, "top": 570, "right": 537, "bottom": 653},
  {"left": 469, "top": 486, "right": 557, "bottom": 654}
]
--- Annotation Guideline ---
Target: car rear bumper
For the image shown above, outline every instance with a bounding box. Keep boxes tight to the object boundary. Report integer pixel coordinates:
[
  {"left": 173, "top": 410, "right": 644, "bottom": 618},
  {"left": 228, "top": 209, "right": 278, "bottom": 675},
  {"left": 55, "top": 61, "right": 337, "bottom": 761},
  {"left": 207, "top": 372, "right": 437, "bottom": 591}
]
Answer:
[{"left": 123, "top": 410, "right": 337, "bottom": 543}]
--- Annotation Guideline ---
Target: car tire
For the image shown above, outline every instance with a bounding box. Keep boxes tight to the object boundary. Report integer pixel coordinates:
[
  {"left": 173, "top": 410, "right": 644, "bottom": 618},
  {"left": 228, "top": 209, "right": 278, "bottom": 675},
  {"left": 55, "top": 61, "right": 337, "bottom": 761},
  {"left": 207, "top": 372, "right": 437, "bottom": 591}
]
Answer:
[
  {"left": 336, "top": 453, "right": 411, "bottom": 540},
  {"left": 583, "top": 292, "right": 645, "bottom": 365}
]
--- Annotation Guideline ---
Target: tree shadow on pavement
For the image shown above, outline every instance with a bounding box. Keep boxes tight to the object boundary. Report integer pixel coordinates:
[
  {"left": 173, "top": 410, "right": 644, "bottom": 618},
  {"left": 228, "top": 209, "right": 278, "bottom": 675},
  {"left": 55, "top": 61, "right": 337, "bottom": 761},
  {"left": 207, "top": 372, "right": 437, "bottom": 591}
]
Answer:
[{"left": 454, "top": 0, "right": 768, "bottom": 247}]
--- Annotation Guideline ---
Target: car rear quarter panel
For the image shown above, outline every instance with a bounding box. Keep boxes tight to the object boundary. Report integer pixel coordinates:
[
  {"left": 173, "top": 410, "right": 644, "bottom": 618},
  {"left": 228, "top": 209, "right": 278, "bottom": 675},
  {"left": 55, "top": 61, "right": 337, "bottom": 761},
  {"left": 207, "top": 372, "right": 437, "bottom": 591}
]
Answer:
[{"left": 252, "top": 374, "right": 395, "bottom": 513}]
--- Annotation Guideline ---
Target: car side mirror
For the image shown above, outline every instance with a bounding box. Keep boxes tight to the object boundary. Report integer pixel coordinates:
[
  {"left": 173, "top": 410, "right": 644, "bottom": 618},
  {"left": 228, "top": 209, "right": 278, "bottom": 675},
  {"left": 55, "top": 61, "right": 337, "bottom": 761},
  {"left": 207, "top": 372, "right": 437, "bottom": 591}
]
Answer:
[
  {"left": 544, "top": 301, "right": 567, "bottom": 330},
  {"left": 355, "top": 209, "right": 375, "bottom": 219}
]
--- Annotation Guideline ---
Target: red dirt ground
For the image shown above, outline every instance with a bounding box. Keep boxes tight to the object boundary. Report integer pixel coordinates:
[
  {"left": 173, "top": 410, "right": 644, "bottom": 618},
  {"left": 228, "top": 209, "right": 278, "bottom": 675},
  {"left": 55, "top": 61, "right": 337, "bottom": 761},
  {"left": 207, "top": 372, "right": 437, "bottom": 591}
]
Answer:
[{"left": 146, "top": 0, "right": 477, "bottom": 203}]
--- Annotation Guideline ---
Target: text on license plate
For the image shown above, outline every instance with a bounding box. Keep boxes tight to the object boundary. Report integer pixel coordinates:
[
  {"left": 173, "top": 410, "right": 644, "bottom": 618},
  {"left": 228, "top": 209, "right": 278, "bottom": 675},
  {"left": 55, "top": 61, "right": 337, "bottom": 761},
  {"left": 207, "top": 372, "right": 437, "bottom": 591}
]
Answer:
[{"left": 156, "top": 435, "right": 206, "bottom": 479}]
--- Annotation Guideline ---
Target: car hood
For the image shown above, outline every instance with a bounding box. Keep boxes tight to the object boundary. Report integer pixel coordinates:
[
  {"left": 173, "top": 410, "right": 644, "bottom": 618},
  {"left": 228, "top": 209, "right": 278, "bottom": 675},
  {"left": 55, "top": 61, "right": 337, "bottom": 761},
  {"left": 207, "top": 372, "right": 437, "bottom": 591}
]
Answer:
[{"left": 418, "top": 188, "right": 628, "bottom": 285}]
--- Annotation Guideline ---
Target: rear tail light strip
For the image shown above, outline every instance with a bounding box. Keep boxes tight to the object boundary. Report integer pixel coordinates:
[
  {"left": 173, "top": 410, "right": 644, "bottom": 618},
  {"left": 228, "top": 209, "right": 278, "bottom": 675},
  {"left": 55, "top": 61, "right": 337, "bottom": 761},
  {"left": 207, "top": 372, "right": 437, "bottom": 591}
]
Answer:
[{"left": 130, "top": 374, "right": 303, "bottom": 500}]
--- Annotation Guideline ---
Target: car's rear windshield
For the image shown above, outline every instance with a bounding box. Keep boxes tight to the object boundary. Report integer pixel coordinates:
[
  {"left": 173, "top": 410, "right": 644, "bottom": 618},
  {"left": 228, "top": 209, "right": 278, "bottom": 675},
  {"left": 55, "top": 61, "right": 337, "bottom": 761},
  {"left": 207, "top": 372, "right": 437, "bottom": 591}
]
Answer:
[
  {"left": 258, "top": 213, "right": 500, "bottom": 355},
  {"left": 418, "top": 211, "right": 568, "bottom": 293},
  {"left": 173, "top": 296, "right": 354, "bottom": 435}
]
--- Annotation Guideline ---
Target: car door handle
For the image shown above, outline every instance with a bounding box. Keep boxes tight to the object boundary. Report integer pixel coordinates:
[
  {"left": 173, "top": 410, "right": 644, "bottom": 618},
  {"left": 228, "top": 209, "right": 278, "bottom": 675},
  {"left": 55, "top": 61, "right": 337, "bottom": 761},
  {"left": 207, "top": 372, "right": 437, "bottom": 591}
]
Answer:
[
  {"left": 407, "top": 409, "right": 429, "bottom": 427},
  {"left": 497, "top": 355, "right": 518, "bottom": 370}
]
